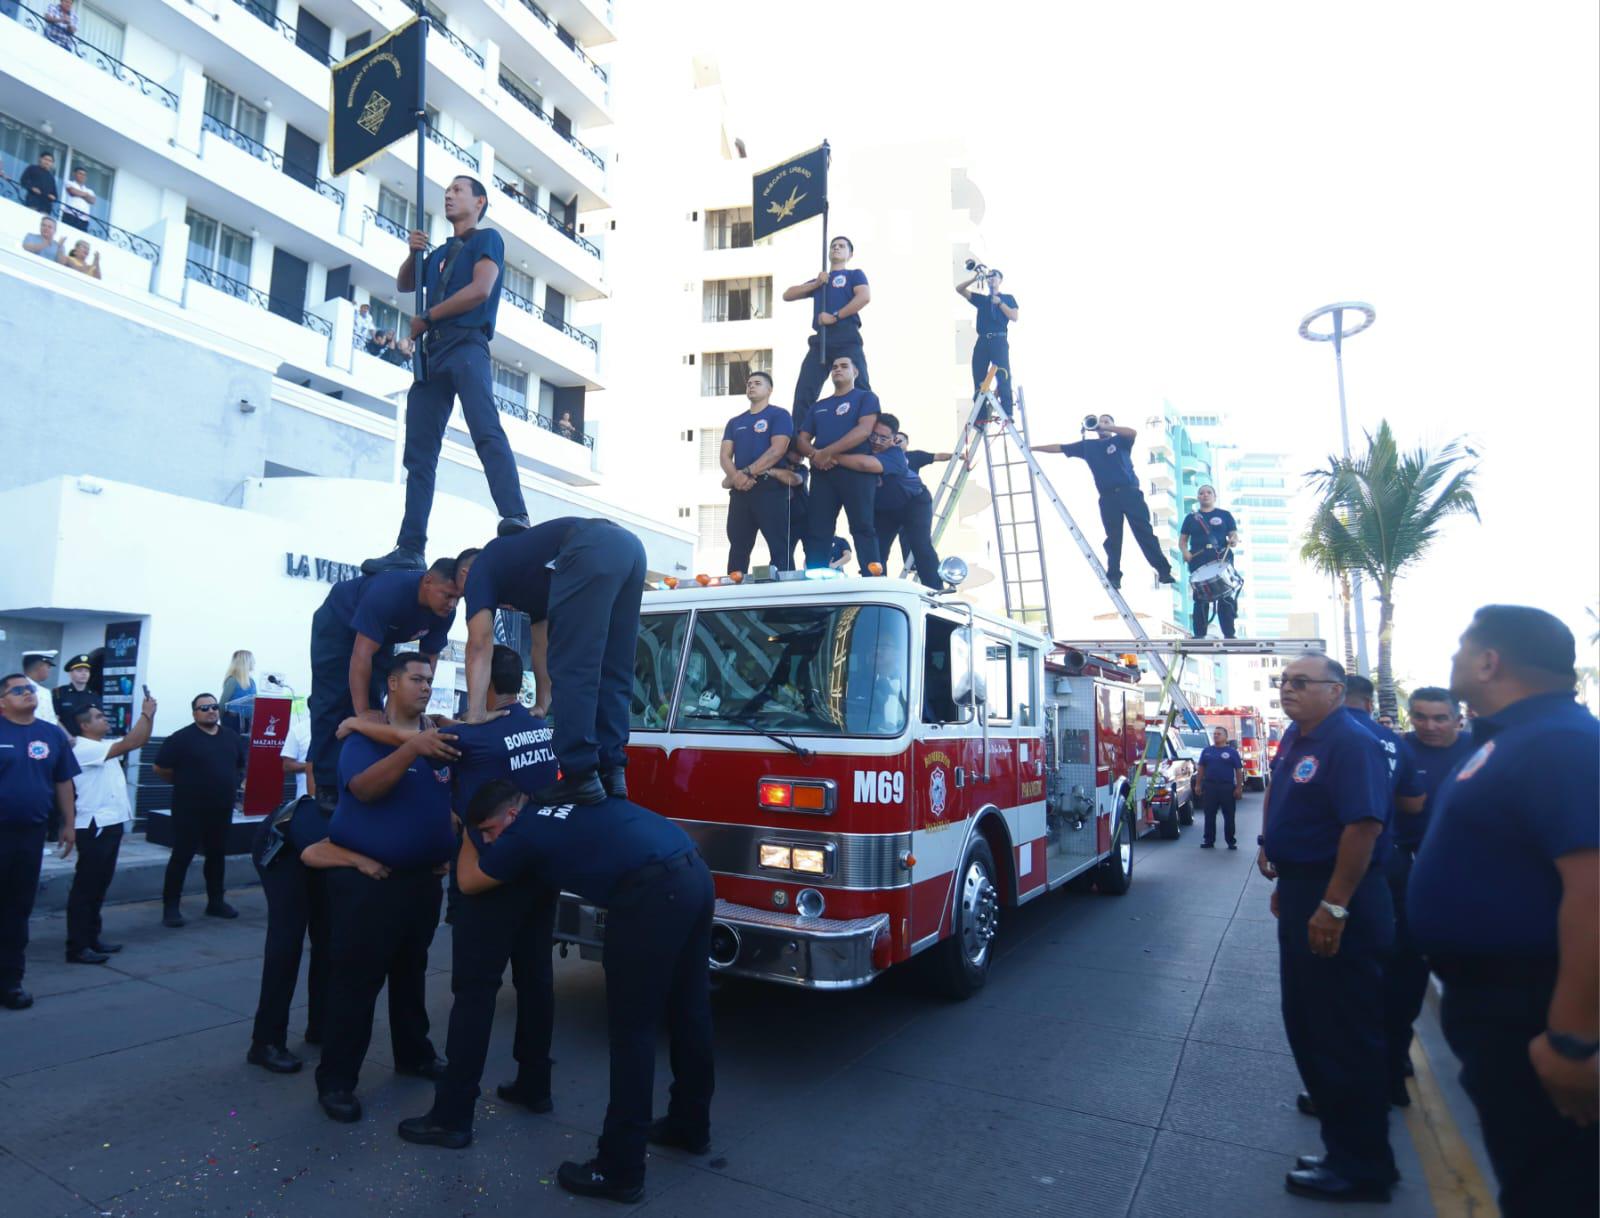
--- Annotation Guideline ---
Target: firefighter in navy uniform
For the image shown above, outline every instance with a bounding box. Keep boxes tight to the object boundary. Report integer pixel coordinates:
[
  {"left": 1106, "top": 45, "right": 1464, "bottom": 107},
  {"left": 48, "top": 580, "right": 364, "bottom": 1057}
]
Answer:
[
  {"left": 1408, "top": 606, "right": 1598, "bottom": 1218},
  {"left": 457, "top": 781, "right": 715, "bottom": 1204},
  {"left": 955, "top": 266, "right": 1019, "bottom": 418},
  {"left": 720, "top": 370, "right": 794, "bottom": 574},
  {"left": 460, "top": 517, "right": 647, "bottom": 807},
  {"left": 1195, "top": 727, "right": 1244, "bottom": 849},
  {"left": 385, "top": 645, "right": 562, "bottom": 1148},
  {"left": 1258, "top": 654, "right": 1397, "bottom": 1202},
  {"left": 1383, "top": 686, "right": 1475, "bottom": 1097},
  {"left": 795, "top": 355, "right": 881, "bottom": 574},
  {"left": 783, "top": 234, "right": 871, "bottom": 421}
]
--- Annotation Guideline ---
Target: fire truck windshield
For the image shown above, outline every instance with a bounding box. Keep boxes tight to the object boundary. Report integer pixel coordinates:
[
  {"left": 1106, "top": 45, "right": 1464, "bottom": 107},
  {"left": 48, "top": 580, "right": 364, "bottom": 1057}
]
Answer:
[{"left": 670, "top": 604, "right": 910, "bottom": 738}]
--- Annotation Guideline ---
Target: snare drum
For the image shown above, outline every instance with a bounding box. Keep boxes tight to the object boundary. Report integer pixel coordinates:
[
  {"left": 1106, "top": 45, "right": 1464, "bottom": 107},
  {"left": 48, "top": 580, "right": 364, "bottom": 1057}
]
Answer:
[{"left": 1191, "top": 559, "right": 1242, "bottom": 602}]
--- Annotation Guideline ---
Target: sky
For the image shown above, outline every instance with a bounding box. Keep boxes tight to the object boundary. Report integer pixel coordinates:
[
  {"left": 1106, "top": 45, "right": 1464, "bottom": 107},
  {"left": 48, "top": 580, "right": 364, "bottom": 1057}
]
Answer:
[{"left": 622, "top": 1, "right": 1599, "bottom": 686}]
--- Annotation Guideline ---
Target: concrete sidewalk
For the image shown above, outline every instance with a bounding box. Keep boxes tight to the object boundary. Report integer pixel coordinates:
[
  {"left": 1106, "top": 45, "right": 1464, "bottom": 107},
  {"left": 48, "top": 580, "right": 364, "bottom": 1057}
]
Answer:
[
  {"left": 0, "top": 794, "right": 1497, "bottom": 1217},
  {"left": 35, "top": 834, "right": 262, "bottom": 914}
]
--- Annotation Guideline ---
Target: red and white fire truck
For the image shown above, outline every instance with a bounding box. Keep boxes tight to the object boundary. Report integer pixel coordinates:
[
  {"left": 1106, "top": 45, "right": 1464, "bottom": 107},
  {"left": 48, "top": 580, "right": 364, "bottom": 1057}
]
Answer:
[
  {"left": 1196, "top": 706, "right": 1271, "bottom": 790},
  {"left": 557, "top": 571, "right": 1151, "bottom": 997}
]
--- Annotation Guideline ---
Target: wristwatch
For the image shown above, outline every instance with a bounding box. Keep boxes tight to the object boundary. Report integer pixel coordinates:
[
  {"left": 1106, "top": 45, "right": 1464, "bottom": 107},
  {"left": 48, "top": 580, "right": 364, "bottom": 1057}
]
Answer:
[
  {"left": 1318, "top": 900, "right": 1349, "bottom": 920},
  {"left": 1546, "top": 1031, "right": 1600, "bottom": 1061}
]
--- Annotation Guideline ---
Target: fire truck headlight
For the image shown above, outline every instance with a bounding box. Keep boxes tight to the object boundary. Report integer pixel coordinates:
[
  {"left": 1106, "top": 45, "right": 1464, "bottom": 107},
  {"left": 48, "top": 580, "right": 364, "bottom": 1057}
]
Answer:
[
  {"left": 759, "top": 844, "right": 793, "bottom": 871},
  {"left": 791, "top": 847, "right": 827, "bottom": 875}
]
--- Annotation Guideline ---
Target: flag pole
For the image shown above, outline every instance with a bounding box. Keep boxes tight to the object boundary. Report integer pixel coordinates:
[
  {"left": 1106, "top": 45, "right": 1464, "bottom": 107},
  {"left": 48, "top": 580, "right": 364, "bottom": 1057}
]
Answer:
[
  {"left": 412, "top": 4, "right": 429, "bottom": 382},
  {"left": 818, "top": 139, "right": 830, "bottom": 377}
]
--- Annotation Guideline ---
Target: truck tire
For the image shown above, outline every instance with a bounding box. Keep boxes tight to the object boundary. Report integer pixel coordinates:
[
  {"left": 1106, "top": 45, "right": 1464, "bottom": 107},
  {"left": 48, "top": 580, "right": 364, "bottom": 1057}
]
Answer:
[
  {"left": 1178, "top": 796, "right": 1194, "bottom": 826},
  {"left": 929, "top": 837, "right": 1000, "bottom": 999},
  {"left": 1097, "top": 797, "right": 1134, "bottom": 895},
  {"left": 1156, "top": 800, "right": 1180, "bottom": 840}
]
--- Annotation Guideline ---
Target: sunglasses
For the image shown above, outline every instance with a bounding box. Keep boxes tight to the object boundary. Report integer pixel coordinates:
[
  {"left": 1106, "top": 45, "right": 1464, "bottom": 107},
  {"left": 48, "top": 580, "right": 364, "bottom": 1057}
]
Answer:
[
  {"left": 194, "top": 704, "right": 221, "bottom": 712},
  {"left": 1271, "top": 676, "right": 1343, "bottom": 692},
  {"left": 2, "top": 685, "right": 32, "bottom": 697}
]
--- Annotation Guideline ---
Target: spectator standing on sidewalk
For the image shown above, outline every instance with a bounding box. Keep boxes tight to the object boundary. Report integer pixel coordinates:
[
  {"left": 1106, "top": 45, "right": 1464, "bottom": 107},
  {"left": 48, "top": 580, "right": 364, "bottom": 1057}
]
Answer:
[
  {"left": 220, "top": 649, "right": 257, "bottom": 735},
  {"left": 0, "top": 673, "right": 78, "bottom": 1011},
  {"left": 64, "top": 693, "right": 155, "bottom": 964},
  {"left": 54, "top": 653, "right": 98, "bottom": 732},
  {"left": 154, "top": 693, "right": 246, "bottom": 927},
  {"left": 20, "top": 651, "right": 60, "bottom": 727},
  {"left": 20, "top": 150, "right": 58, "bottom": 214},
  {"left": 59, "top": 166, "right": 94, "bottom": 231}
]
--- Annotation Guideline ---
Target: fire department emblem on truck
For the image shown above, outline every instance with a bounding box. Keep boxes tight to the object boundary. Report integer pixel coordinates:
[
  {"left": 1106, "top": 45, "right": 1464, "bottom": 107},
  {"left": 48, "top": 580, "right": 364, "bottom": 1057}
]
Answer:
[{"left": 929, "top": 766, "right": 948, "bottom": 818}]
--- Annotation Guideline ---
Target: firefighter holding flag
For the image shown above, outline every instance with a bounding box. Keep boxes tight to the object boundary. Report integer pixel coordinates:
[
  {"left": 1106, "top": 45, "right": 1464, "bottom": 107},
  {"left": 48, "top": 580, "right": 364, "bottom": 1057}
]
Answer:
[{"left": 330, "top": 16, "right": 530, "bottom": 575}]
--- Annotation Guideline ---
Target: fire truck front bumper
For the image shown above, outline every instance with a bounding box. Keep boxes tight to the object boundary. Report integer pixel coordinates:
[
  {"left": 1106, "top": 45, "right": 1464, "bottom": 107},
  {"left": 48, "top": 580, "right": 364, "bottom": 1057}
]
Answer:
[{"left": 555, "top": 895, "right": 892, "bottom": 990}]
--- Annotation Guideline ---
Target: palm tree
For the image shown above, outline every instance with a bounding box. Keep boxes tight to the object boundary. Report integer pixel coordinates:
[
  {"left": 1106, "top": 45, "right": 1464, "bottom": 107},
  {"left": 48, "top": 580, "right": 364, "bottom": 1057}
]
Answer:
[{"left": 1301, "top": 421, "right": 1480, "bottom": 719}]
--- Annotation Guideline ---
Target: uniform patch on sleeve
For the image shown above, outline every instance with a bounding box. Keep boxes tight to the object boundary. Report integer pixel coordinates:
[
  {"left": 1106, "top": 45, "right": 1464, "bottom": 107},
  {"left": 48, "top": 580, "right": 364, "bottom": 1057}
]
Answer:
[
  {"left": 1454, "top": 741, "right": 1494, "bottom": 781},
  {"left": 1292, "top": 756, "right": 1318, "bottom": 783}
]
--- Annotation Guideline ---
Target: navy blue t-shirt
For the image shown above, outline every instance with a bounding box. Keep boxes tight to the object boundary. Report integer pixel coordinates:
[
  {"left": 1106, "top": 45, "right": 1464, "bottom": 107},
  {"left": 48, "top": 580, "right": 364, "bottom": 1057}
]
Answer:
[
  {"left": 0, "top": 718, "right": 79, "bottom": 827},
  {"left": 1263, "top": 710, "right": 1390, "bottom": 865},
  {"left": 323, "top": 571, "right": 454, "bottom": 653},
  {"left": 1061, "top": 433, "right": 1139, "bottom": 493},
  {"left": 1397, "top": 731, "right": 1476, "bottom": 848},
  {"left": 906, "top": 450, "right": 938, "bottom": 473},
  {"left": 723, "top": 406, "right": 793, "bottom": 469},
  {"left": 1179, "top": 509, "right": 1238, "bottom": 568},
  {"left": 450, "top": 703, "right": 558, "bottom": 816},
  {"left": 330, "top": 734, "right": 456, "bottom": 868},
  {"left": 1197, "top": 744, "right": 1243, "bottom": 785},
  {"left": 478, "top": 795, "right": 694, "bottom": 905},
  {"left": 802, "top": 388, "right": 880, "bottom": 454},
  {"left": 874, "top": 445, "right": 931, "bottom": 512},
  {"left": 970, "top": 291, "right": 1017, "bottom": 335},
  {"left": 463, "top": 517, "right": 581, "bottom": 622},
  {"left": 828, "top": 537, "right": 851, "bottom": 564},
  {"left": 810, "top": 268, "right": 868, "bottom": 335},
  {"left": 1409, "top": 693, "right": 1599, "bottom": 957},
  {"left": 424, "top": 227, "right": 505, "bottom": 360}
]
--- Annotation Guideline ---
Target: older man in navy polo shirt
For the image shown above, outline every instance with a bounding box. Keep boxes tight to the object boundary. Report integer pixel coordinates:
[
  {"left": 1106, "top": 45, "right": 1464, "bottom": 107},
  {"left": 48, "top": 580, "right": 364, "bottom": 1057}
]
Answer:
[
  {"left": 795, "top": 356, "right": 881, "bottom": 574},
  {"left": 1258, "top": 653, "right": 1395, "bottom": 1202},
  {"left": 719, "top": 370, "right": 794, "bottom": 575},
  {"left": 0, "top": 674, "right": 78, "bottom": 1011},
  {"left": 1034, "top": 415, "right": 1175, "bottom": 591},
  {"left": 1409, "top": 606, "right": 1598, "bottom": 1218}
]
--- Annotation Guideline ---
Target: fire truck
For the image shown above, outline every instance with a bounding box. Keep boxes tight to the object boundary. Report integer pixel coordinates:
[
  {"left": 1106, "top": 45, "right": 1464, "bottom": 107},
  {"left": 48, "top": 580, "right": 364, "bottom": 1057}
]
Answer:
[
  {"left": 1196, "top": 706, "right": 1271, "bottom": 790},
  {"left": 556, "top": 571, "right": 1150, "bottom": 997}
]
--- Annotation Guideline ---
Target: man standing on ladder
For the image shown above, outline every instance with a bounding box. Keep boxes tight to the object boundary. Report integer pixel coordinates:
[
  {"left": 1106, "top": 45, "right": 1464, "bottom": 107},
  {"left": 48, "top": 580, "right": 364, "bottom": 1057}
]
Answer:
[
  {"left": 1033, "top": 415, "right": 1175, "bottom": 591},
  {"left": 955, "top": 265, "right": 1018, "bottom": 419}
]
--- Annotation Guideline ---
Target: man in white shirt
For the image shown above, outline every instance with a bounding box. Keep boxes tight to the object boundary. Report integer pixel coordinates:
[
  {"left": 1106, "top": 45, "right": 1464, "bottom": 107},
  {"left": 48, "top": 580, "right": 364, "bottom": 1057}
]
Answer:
[
  {"left": 65, "top": 691, "right": 156, "bottom": 964},
  {"left": 60, "top": 166, "right": 95, "bottom": 231},
  {"left": 280, "top": 710, "right": 313, "bottom": 800},
  {"left": 353, "top": 303, "right": 376, "bottom": 352},
  {"left": 21, "top": 651, "right": 59, "bottom": 727}
]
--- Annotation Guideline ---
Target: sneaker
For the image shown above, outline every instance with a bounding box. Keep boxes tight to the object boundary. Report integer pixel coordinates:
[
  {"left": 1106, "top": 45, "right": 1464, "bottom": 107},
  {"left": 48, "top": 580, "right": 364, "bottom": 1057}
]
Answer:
[
  {"left": 205, "top": 901, "right": 239, "bottom": 919},
  {"left": 360, "top": 547, "right": 426, "bottom": 576},
  {"left": 1, "top": 988, "right": 34, "bottom": 1011},
  {"left": 1227, "top": 843, "right": 1238, "bottom": 850},
  {"left": 497, "top": 514, "right": 531, "bottom": 537},
  {"left": 557, "top": 1159, "right": 644, "bottom": 1204},
  {"left": 66, "top": 947, "right": 110, "bottom": 965},
  {"left": 246, "top": 1043, "right": 303, "bottom": 1074},
  {"left": 91, "top": 940, "right": 122, "bottom": 954},
  {"left": 1199, "top": 842, "right": 1215, "bottom": 849},
  {"left": 534, "top": 771, "right": 607, "bottom": 808}
]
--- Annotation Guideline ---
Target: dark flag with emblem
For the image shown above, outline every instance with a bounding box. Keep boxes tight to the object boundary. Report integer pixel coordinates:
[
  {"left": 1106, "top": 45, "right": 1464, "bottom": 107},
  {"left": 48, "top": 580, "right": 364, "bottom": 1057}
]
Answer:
[
  {"left": 751, "top": 143, "right": 828, "bottom": 241},
  {"left": 329, "top": 17, "right": 424, "bottom": 177}
]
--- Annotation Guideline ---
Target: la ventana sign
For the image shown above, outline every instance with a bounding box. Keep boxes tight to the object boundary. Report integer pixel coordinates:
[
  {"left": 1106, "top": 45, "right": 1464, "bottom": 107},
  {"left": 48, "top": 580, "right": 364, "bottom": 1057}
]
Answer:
[{"left": 285, "top": 553, "right": 363, "bottom": 585}]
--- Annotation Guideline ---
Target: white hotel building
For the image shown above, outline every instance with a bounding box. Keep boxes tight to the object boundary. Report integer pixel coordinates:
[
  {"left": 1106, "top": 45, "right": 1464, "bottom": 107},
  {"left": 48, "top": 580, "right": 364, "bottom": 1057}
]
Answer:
[{"left": 0, "top": 0, "right": 692, "bottom": 735}]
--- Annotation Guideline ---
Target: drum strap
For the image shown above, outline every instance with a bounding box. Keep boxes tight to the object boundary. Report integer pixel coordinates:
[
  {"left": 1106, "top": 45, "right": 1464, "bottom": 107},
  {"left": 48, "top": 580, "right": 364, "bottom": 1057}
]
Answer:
[{"left": 1189, "top": 511, "right": 1224, "bottom": 555}]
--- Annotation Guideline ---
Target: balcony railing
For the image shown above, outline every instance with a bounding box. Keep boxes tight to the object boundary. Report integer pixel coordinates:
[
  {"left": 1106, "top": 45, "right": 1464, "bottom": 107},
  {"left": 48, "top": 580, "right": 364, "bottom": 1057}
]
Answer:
[
  {"left": 6, "top": 2, "right": 178, "bottom": 110},
  {"left": 363, "top": 205, "right": 408, "bottom": 241},
  {"left": 501, "top": 286, "right": 599, "bottom": 353},
  {"left": 432, "top": 21, "right": 484, "bottom": 68},
  {"left": 185, "top": 260, "right": 331, "bottom": 336},
  {"left": 232, "top": 0, "right": 332, "bottom": 65},
  {"left": 492, "top": 175, "right": 600, "bottom": 258},
  {"left": 493, "top": 394, "right": 596, "bottom": 449},
  {"left": 513, "top": 0, "right": 608, "bottom": 84},
  {"left": 0, "top": 178, "right": 162, "bottom": 262},
  {"left": 496, "top": 74, "right": 606, "bottom": 172},
  {"left": 425, "top": 123, "right": 480, "bottom": 172},
  {"left": 201, "top": 113, "right": 345, "bottom": 205}
]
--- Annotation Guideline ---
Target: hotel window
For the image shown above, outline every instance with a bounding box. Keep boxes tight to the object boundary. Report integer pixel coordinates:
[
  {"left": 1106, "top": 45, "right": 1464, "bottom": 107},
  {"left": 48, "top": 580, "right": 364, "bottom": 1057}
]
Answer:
[
  {"left": 701, "top": 350, "right": 771, "bottom": 396},
  {"left": 704, "top": 207, "right": 753, "bottom": 250},
  {"left": 185, "top": 209, "right": 253, "bottom": 285},
  {"left": 703, "top": 277, "right": 772, "bottom": 322}
]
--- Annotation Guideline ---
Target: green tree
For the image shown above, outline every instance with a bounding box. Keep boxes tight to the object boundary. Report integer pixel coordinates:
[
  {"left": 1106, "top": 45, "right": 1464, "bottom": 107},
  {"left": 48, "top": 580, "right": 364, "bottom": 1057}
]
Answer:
[{"left": 1301, "top": 421, "right": 1480, "bottom": 719}]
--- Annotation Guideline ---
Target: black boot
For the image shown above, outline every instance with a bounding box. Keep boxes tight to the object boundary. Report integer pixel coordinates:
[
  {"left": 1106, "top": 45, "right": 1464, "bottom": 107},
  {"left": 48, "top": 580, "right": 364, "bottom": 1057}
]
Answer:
[
  {"left": 360, "top": 546, "right": 426, "bottom": 576},
  {"left": 599, "top": 765, "right": 628, "bottom": 800},
  {"left": 497, "top": 514, "right": 530, "bottom": 536},
  {"left": 397, "top": 1114, "right": 472, "bottom": 1149},
  {"left": 247, "top": 1044, "right": 304, "bottom": 1074},
  {"left": 162, "top": 905, "right": 186, "bottom": 928},
  {"left": 534, "top": 772, "right": 607, "bottom": 807}
]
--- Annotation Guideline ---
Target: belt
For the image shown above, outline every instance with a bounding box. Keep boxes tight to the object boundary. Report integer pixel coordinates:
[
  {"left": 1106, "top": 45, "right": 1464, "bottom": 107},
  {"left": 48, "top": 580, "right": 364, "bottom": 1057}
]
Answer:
[
  {"left": 613, "top": 849, "right": 697, "bottom": 896},
  {"left": 982, "top": 331, "right": 1008, "bottom": 339}
]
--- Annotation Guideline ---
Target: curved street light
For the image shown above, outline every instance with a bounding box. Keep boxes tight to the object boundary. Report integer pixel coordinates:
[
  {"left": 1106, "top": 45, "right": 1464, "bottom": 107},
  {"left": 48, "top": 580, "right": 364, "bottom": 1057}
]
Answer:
[{"left": 1299, "top": 301, "right": 1377, "bottom": 676}]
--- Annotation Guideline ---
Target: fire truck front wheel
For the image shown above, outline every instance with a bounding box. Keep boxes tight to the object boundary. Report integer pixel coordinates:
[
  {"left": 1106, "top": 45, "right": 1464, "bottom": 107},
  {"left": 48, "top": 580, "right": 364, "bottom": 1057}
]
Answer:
[
  {"left": 1097, "top": 796, "right": 1134, "bottom": 895},
  {"left": 929, "top": 837, "right": 1001, "bottom": 999}
]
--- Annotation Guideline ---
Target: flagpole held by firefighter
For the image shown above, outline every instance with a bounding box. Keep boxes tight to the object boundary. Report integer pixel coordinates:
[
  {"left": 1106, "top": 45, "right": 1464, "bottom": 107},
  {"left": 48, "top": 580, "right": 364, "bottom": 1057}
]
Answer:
[
  {"left": 818, "top": 140, "right": 830, "bottom": 380},
  {"left": 753, "top": 141, "right": 836, "bottom": 421},
  {"left": 411, "top": 2, "right": 428, "bottom": 382}
]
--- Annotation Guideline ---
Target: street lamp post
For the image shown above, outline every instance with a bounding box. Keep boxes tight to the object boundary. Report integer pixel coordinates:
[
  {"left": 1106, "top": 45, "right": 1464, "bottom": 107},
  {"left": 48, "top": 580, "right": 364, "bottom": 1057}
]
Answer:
[{"left": 1299, "top": 301, "right": 1376, "bottom": 677}]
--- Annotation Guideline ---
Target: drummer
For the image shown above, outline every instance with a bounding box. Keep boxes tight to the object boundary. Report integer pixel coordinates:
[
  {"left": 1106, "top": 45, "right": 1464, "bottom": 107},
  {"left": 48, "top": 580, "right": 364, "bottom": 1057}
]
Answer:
[{"left": 1180, "top": 485, "right": 1239, "bottom": 640}]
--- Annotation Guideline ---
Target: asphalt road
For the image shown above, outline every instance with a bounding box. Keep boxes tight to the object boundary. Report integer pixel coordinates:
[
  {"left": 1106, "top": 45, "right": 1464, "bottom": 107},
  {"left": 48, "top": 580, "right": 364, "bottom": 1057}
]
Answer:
[{"left": 0, "top": 793, "right": 1490, "bottom": 1216}]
